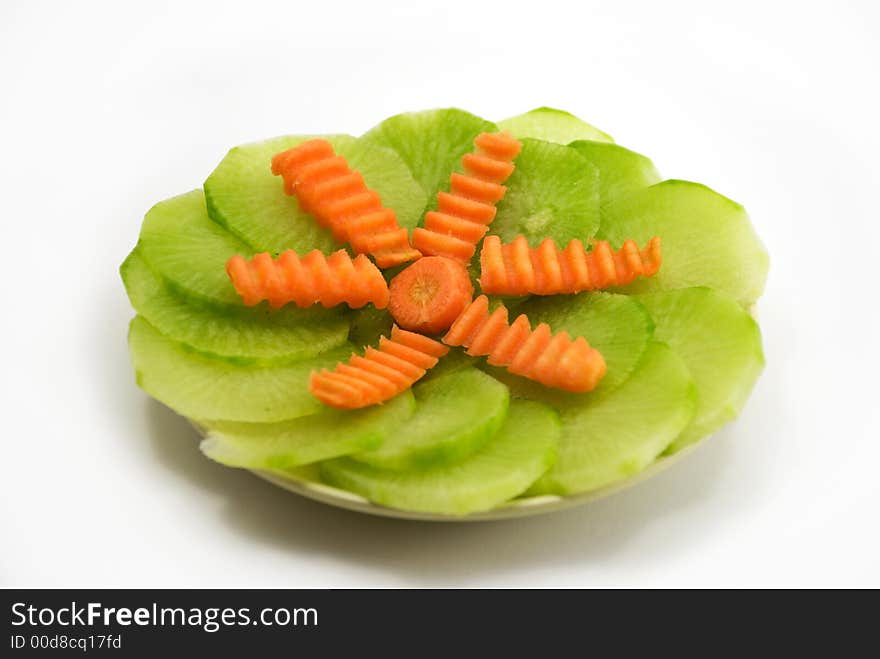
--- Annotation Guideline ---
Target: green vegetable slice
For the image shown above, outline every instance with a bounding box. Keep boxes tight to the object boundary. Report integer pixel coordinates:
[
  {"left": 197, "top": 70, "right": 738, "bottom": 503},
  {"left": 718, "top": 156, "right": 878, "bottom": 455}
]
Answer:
[
  {"left": 200, "top": 390, "right": 416, "bottom": 469},
  {"left": 529, "top": 342, "right": 696, "bottom": 496},
  {"left": 320, "top": 400, "right": 560, "bottom": 516},
  {"left": 637, "top": 288, "right": 764, "bottom": 453},
  {"left": 350, "top": 368, "right": 509, "bottom": 471},
  {"left": 121, "top": 249, "right": 348, "bottom": 364},
  {"left": 491, "top": 138, "right": 600, "bottom": 247},
  {"left": 568, "top": 140, "right": 661, "bottom": 206},
  {"left": 498, "top": 107, "right": 613, "bottom": 144},
  {"left": 128, "top": 316, "right": 351, "bottom": 423},
  {"left": 362, "top": 108, "right": 497, "bottom": 206},
  {"left": 137, "top": 190, "right": 248, "bottom": 308},
  {"left": 598, "top": 179, "right": 770, "bottom": 306}
]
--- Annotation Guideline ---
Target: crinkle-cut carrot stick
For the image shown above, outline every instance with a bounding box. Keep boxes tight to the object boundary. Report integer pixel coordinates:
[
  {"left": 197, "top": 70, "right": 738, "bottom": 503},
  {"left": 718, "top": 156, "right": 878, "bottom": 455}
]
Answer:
[
  {"left": 272, "top": 139, "right": 421, "bottom": 268},
  {"left": 412, "top": 131, "right": 522, "bottom": 265},
  {"left": 479, "top": 235, "right": 662, "bottom": 296},
  {"left": 388, "top": 256, "right": 474, "bottom": 334},
  {"left": 226, "top": 249, "right": 389, "bottom": 310},
  {"left": 310, "top": 326, "right": 450, "bottom": 409},
  {"left": 443, "top": 296, "right": 606, "bottom": 393}
]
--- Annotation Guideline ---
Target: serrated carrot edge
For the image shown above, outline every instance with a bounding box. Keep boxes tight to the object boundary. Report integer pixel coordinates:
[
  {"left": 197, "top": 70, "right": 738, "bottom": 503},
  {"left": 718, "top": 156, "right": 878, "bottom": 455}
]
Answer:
[
  {"left": 443, "top": 295, "right": 606, "bottom": 393},
  {"left": 272, "top": 138, "right": 421, "bottom": 268},
  {"left": 413, "top": 131, "right": 522, "bottom": 264},
  {"left": 479, "top": 235, "right": 661, "bottom": 295},
  {"left": 310, "top": 326, "right": 450, "bottom": 409},
  {"left": 226, "top": 249, "right": 389, "bottom": 309}
]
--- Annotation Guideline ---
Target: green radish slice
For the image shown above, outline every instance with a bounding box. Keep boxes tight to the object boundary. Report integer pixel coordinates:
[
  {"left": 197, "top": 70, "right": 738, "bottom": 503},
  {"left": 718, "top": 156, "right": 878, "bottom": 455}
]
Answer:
[
  {"left": 568, "top": 140, "right": 662, "bottom": 206},
  {"left": 350, "top": 368, "right": 509, "bottom": 471},
  {"left": 362, "top": 108, "right": 497, "bottom": 205},
  {"left": 204, "top": 134, "right": 426, "bottom": 254},
  {"left": 137, "top": 190, "right": 249, "bottom": 308},
  {"left": 491, "top": 138, "right": 600, "bottom": 247},
  {"left": 128, "top": 316, "right": 352, "bottom": 423},
  {"left": 347, "top": 305, "right": 394, "bottom": 350},
  {"left": 320, "top": 400, "right": 560, "bottom": 516},
  {"left": 419, "top": 348, "right": 479, "bottom": 383},
  {"left": 528, "top": 342, "right": 697, "bottom": 496},
  {"left": 598, "top": 180, "right": 769, "bottom": 306},
  {"left": 497, "top": 107, "right": 613, "bottom": 144},
  {"left": 121, "top": 249, "right": 349, "bottom": 364},
  {"left": 199, "top": 390, "right": 416, "bottom": 469},
  {"left": 636, "top": 288, "right": 764, "bottom": 453},
  {"left": 483, "top": 292, "right": 654, "bottom": 405}
]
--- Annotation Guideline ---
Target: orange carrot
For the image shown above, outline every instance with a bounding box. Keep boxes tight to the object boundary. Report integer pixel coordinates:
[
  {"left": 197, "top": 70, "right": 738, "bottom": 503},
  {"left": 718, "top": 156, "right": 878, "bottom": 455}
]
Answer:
[
  {"left": 310, "top": 326, "right": 450, "bottom": 409},
  {"left": 387, "top": 256, "right": 474, "bottom": 334},
  {"left": 412, "top": 132, "right": 522, "bottom": 264},
  {"left": 479, "top": 235, "right": 662, "bottom": 296},
  {"left": 272, "top": 139, "right": 421, "bottom": 268},
  {"left": 226, "top": 249, "right": 389, "bottom": 309},
  {"left": 443, "top": 296, "right": 606, "bottom": 393}
]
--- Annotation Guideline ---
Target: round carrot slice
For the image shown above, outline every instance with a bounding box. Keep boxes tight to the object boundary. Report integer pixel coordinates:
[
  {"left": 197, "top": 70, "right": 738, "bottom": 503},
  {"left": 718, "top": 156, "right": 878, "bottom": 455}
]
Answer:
[{"left": 388, "top": 257, "right": 474, "bottom": 335}]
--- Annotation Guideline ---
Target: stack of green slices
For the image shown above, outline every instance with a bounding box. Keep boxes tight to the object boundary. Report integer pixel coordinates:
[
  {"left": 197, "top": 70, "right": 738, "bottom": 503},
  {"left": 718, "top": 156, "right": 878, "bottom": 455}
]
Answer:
[{"left": 121, "top": 107, "right": 768, "bottom": 517}]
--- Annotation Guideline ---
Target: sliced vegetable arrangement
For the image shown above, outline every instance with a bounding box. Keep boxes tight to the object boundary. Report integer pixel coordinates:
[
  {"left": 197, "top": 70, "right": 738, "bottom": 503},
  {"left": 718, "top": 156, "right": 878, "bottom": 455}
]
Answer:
[{"left": 121, "top": 107, "right": 768, "bottom": 517}]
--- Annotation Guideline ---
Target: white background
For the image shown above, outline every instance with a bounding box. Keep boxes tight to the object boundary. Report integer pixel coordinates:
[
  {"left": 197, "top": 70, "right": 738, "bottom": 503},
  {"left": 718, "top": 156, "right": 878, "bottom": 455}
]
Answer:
[{"left": 2, "top": 0, "right": 878, "bottom": 587}]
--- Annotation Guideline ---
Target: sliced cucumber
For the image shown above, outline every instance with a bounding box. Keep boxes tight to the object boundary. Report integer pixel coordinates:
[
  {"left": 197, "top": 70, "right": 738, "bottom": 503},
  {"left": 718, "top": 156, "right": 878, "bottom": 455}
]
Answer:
[
  {"left": 529, "top": 342, "right": 697, "bottom": 496},
  {"left": 598, "top": 180, "right": 769, "bottom": 306},
  {"left": 199, "top": 390, "right": 416, "bottom": 469},
  {"left": 497, "top": 107, "right": 613, "bottom": 144},
  {"left": 637, "top": 288, "right": 764, "bottom": 453},
  {"left": 137, "top": 190, "right": 249, "bottom": 308},
  {"left": 320, "top": 400, "right": 560, "bottom": 516},
  {"left": 491, "top": 138, "right": 600, "bottom": 247},
  {"left": 351, "top": 368, "right": 509, "bottom": 471},
  {"left": 568, "top": 140, "right": 662, "bottom": 206},
  {"left": 204, "top": 134, "right": 426, "bottom": 254},
  {"left": 482, "top": 292, "right": 654, "bottom": 405},
  {"left": 121, "top": 249, "right": 349, "bottom": 364},
  {"left": 128, "top": 316, "right": 351, "bottom": 423},
  {"left": 362, "top": 108, "right": 497, "bottom": 205}
]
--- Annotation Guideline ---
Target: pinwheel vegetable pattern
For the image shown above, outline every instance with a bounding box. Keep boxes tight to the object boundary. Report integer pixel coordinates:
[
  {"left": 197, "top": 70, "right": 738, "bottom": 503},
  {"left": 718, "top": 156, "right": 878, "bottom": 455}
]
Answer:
[{"left": 225, "top": 132, "right": 662, "bottom": 409}]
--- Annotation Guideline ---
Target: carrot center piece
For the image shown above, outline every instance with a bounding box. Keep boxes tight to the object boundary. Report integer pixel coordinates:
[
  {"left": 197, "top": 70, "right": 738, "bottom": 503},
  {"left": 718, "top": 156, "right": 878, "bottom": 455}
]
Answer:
[
  {"left": 409, "top": 277, "right": 440, "bottom": 306},
  {"left": 388, "top": 256, "right": 474, "bottom": 335}
]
